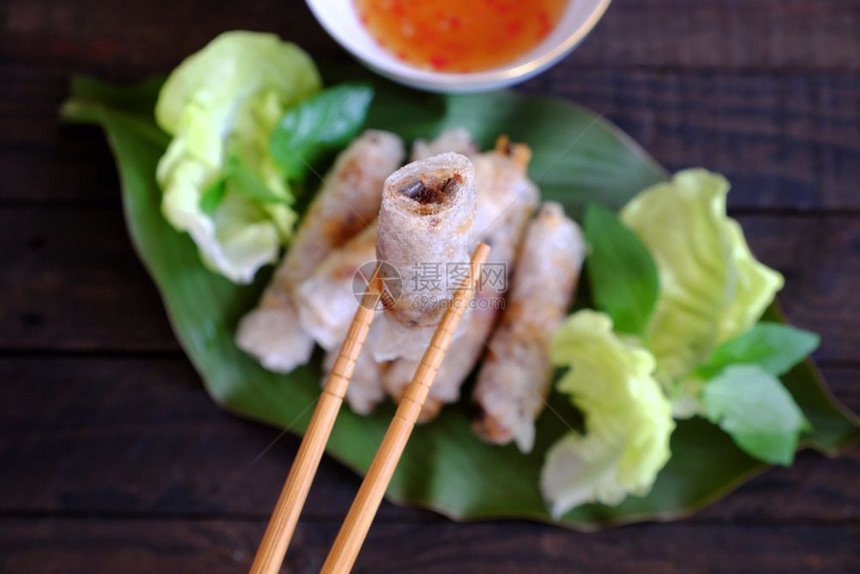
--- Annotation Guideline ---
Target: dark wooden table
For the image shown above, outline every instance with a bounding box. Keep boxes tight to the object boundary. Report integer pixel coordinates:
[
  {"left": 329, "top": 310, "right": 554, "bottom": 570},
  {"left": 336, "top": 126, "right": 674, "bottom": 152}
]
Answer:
[{"left": 2, "top": 1, "right": 859, "bottom": 572}]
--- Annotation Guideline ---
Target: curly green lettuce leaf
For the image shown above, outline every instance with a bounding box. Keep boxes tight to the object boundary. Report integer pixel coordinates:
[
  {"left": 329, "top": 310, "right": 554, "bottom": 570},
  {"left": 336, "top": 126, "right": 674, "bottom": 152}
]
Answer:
[
  {"left": 703, "top": 365, "right": 810, "bottom": 465},
  {"left": 541, "top": 311, "right": 675, "bottom": 517},
  {"left": 155, "top": 31, "right": 321, "bottom": 283},
  {"left": 620, "top": 169, "right": 785, "bottom": 383}
]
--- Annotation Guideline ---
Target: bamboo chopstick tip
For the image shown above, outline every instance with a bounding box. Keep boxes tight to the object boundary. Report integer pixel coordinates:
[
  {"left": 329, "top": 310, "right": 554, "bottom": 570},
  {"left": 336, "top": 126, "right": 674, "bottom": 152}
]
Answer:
[{"left": 474, "top": 242, "right": 491, "bottom": 262}]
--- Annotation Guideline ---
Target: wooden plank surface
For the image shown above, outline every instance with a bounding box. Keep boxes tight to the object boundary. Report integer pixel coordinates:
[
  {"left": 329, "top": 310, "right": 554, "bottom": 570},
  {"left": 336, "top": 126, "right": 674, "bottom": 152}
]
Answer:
[
  {"left": 3, "top": 65, "right": 859, "bottom": 210},
  {"left": 1, "top": 519, "right": 857, "bottom": 574}
]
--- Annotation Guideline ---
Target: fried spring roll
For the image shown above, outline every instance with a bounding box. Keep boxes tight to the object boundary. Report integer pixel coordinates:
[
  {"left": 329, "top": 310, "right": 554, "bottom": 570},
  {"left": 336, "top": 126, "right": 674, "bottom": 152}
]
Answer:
[
  {"left": 473, "top": 202, "right": 586, "bottom": 453},
  {"left": 372, "top": 152, "right": 477, "bottom": 362},
  {"left": 295, "top": 222, "right": 378, "bottom": 351},
  {"left": 411, "top": 128, "right": 478, "bottom": 161},
  {"left": 383, "top": 140, "right": 538, "bottom": 419},
  {"left": 300, "top": 131, "right": 479, "bottom": 409},
  {"left": 322, "top": 320, "right": 389, "bottom": 415},
  {"left": 471, "top": 139, "right": 535, "bottom": 245},
  {"left": 296, "top": 128, "right": 477, "bottom": 354},
  {"left": 236, "top": 131, "right": 404, "bottom": 372}
]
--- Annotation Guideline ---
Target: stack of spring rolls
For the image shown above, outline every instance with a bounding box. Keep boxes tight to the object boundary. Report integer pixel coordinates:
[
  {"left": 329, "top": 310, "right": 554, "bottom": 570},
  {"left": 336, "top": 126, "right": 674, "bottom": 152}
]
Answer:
[{"left": 236, "top": 128, "right": 585, "bottom": 453}]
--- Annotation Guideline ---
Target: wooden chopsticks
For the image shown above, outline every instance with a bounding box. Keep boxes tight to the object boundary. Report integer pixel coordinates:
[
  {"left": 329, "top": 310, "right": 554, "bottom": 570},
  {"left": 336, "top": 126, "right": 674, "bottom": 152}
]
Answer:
[
  {"left": 249, "top": 243, "right": 490, "bottom": 574},
  {"left": 321, "top": 243, "right": 490, "bottom": 572},
  {"left": 249, "top": 267, "right": 384, "bottom": 574}
]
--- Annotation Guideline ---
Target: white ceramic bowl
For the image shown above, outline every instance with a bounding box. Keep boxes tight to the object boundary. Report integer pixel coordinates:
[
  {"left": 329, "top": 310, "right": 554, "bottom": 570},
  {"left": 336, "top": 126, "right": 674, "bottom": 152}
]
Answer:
[{"left": 306, "top": 0, "right": 612, "bottom": 93}]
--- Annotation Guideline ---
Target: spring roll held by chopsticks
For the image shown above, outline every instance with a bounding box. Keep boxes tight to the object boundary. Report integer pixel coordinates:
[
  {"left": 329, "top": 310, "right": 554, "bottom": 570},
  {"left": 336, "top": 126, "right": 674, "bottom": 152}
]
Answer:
[
  {"left": 297, "top": 129, "right": 478, "bottom": 404},
  {"left": 383, "top": 139, "right": 538, "bottom": 419},
  {"left": 473, "top": 202, "right": 586, "bottom": 453},
  {"left": 372, "top": 152, "right": 477, "bottom": 362},
  {"left": 236, "top": 131, "right": 404, "bottom": 372},
  {"left": 308, "top": 132, "right": 480, "bottom": 416}
]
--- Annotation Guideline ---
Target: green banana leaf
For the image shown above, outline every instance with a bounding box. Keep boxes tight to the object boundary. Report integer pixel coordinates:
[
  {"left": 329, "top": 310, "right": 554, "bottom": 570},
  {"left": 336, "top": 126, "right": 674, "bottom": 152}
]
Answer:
[{"left": 60, "top": 72, "right": 859, "bottom": 529}]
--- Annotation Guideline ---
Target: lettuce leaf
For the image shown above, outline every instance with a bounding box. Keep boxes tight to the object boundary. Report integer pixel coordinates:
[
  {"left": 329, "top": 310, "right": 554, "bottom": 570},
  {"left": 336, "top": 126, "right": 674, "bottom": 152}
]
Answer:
[
  {"left": 541, "top": 311, "right": 675, "bottom": 516},
  {"left": 155, "top": 31, "right": 321, "bottom": 283},
  {"left": 620, "top": 169, "right": 785, "bottom": 383}
]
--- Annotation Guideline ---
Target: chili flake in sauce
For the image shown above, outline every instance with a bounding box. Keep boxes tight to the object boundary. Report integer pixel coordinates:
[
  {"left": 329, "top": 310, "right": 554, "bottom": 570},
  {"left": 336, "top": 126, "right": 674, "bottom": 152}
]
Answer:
[{"left": 354, "top": 0, "right": 568, "bottom": 73}]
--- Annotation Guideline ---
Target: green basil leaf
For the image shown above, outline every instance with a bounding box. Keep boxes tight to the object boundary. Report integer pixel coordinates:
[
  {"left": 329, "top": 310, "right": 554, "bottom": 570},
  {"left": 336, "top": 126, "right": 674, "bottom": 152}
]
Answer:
[
  {"left": 200, "top": 153, "right": 292, "bottom": 215},
  {"left": 270, "top": 83, "right": 374, "bottom": 180},
  {"left": 703, "top": 364, "right": 810, "bottom": 466},
  {"left": 584, "top": 202, "right": 659, "bottom": 336},
  {"left": 698, "top": 322, "right": 820, "bottom": 379},
  {"left": 199, "top": 175, "right": 228, "bottom": 215},
  {"left": 226, "top": 153, "right": 292, "bottom": 205}
]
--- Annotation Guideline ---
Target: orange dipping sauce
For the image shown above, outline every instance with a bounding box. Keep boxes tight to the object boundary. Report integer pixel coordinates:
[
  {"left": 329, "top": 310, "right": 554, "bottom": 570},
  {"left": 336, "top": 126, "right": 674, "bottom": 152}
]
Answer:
[{"left": 354, "top": 0, "right": 568, "bottom": 73}]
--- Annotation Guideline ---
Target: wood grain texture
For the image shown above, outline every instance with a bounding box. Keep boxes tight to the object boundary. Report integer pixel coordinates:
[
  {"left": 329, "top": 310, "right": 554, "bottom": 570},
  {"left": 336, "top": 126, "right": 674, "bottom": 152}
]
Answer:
[
  {"left": 0, "top": 357, "right": 856, "bottom": 524},
  {"left": 3, "top": 0, "right": 858, "bottom": 73},
  {"left": 0, "top": 206, "right": 179, "bottom": 351},
  {"left": 2, "top": 65, "right": 859, "bottom": 209},
  {"left": 1, "top": 519, "right": 858, "bottom": 574},
  {"left": 0, "top": 356, "right": 427, "bottom": 522},
  {"left": 2, "top": 207, "right": 859, "bottom": 361},
  {"left": 527, "top": 68, "right": 860, "bottom": 210}
]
